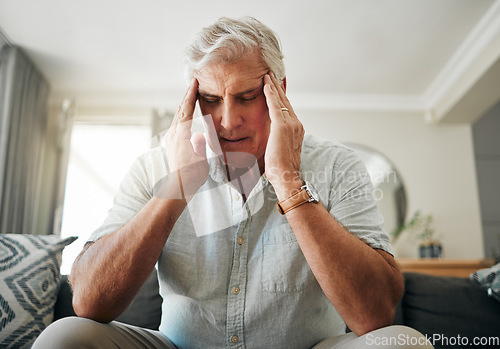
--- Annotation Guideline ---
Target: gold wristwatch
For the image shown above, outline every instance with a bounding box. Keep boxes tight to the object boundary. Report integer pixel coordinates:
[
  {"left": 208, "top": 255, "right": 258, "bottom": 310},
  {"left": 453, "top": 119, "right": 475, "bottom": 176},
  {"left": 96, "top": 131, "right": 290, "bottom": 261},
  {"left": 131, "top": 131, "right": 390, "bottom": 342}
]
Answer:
[{"left": 276, "top": 181, "right": 319, "bottom": 215}]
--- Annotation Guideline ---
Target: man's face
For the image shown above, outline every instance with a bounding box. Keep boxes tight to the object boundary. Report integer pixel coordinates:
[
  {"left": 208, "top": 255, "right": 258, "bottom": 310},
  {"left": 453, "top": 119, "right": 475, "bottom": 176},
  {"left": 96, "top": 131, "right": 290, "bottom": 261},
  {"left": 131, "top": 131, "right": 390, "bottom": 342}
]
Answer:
[{"left": 195, "top": 51, "right": 276, "bottom": 172}]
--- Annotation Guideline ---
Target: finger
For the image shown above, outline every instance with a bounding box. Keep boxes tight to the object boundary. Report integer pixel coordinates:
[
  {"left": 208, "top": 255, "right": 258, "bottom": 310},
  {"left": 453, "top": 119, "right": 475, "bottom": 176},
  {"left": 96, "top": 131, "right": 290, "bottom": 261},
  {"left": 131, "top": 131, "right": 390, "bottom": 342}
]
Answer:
[
  {"left": 269, "top": 72, "right": 297, "bottom": 119},
  {"left": 202, "top": 114, "right": 223, "bottom": 156},
  {"left": 172, "top": 79, "right": 198, "bottom": 129},
  {"left": 176, "top": 79, "right": 199, "bottom": 138},
  {"left": 265, "top": 75, "right": 290, "bottom": 118},
  {"left": 264, "top": 74, "right": 284, "bottom": 104},
  {"left": 264, "top": 75, "right": 285, "bottom": 123},
  {"left": 180, "top": 78, "right": 198, "bottom": 121},
  {"left": 191, "top": 132, "right": 207, "bottom": 159},
  {"left": 269, "top": 72, "right": 288, "bottom": 105}
]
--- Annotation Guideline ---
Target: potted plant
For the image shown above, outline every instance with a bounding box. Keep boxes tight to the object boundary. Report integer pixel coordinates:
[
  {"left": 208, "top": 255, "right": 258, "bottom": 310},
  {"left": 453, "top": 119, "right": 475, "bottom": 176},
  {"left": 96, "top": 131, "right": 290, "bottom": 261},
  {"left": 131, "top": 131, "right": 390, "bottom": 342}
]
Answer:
[{"left": 392, "top": 210, "right": 442, "bottom": 258}]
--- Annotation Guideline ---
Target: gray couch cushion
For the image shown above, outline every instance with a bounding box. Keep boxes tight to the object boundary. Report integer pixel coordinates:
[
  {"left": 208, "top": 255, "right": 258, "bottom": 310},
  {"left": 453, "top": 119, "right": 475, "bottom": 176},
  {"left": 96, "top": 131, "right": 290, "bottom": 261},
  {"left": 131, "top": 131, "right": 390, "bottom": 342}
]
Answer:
[
  {"left": 53, "top": 275, "right": 77, "bottom": 320},
  {"left": 115, "top": 269, "right": 162, "bottom": 330},
  {"left": 403, "top": 272, "right": 500, "bottom": 348}
]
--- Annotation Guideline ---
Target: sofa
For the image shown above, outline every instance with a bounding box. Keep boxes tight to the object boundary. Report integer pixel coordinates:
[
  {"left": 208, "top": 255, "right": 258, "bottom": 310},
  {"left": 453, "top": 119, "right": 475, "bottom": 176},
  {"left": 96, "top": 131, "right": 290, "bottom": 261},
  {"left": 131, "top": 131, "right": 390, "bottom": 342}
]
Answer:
[
  {"left": 1, "top": 234, "right": 500, "bottom": 348},
  {"left": 54, "top": 272, "right": 500, "bottom": 349},
  {"left": 391, "top": 272, "right": 500, "bottom": 348}
]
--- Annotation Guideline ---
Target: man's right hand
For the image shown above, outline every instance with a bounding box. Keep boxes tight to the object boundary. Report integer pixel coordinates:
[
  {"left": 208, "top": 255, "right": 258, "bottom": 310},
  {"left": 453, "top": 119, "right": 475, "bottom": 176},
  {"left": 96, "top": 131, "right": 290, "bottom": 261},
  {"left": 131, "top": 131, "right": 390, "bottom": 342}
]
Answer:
[
  {"left": 71, "top": 80, "right": 208, "bottom": 322},
  {"left": 162, "top": 78, "right": 209, "bottom": 199}
]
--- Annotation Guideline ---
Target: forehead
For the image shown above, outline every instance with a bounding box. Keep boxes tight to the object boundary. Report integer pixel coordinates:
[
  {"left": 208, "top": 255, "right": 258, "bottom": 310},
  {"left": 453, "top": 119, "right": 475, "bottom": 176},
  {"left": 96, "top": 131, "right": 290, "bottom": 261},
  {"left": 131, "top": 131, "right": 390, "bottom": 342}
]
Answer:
[{"left": 195, "top": 52, "right": 269, "bottom": 95}]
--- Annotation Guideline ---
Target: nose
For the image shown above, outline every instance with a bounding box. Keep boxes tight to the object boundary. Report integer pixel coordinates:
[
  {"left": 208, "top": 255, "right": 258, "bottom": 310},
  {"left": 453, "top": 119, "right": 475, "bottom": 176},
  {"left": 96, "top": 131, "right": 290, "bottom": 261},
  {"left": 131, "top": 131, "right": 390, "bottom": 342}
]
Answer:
[{"left": 220, "top": 100, "right": 243, "bottom": 130}]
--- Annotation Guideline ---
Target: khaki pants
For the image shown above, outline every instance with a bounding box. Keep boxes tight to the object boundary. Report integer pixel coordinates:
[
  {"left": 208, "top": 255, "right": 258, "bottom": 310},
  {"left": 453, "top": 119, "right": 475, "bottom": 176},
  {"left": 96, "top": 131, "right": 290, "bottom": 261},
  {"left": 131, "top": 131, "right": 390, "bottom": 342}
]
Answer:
[{"left": 33, "top": 317, "right": 433, "bottom": 349}]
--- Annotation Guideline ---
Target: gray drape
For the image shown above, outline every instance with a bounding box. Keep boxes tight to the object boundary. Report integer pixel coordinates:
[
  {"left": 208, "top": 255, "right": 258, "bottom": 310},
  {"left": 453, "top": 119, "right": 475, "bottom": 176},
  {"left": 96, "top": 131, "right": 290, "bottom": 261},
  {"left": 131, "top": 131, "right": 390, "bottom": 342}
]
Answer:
[{"left": 0, "top": 45, "right": 50, "bottom": 234}]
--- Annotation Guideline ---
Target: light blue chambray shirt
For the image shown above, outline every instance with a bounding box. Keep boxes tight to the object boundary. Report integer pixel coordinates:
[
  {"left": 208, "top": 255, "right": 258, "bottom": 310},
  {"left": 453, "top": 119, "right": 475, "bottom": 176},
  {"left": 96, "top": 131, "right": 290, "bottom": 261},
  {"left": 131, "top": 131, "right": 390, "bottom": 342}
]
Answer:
[{"left": 89, "top": 134, "right": 393, "bottom": 349}]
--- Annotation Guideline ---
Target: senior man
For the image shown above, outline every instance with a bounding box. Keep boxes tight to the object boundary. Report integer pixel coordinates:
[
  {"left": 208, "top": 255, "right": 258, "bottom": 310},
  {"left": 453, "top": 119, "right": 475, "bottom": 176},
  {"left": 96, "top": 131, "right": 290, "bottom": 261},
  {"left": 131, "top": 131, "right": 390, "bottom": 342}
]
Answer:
[{"left": 34, "top": 17, "right": 432, "bottom": 349}]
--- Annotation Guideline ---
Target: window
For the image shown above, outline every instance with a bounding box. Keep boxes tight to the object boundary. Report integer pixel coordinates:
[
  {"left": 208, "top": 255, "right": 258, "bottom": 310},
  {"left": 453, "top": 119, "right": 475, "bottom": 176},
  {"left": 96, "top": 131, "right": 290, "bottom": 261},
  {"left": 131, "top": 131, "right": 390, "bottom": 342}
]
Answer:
[{"left": 60, "top": 123, "right": 151, "bottom": 274}]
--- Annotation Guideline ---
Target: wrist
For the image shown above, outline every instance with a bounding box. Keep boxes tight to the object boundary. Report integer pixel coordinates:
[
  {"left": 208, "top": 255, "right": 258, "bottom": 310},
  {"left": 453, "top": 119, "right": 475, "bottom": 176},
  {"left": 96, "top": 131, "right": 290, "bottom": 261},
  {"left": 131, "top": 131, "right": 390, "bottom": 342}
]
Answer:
[
  {"left": 276, "top": 180, "right": 320, "bottom": 215},
  {"left": 273, "top": 177, "right": 304, "bottom": 202}
]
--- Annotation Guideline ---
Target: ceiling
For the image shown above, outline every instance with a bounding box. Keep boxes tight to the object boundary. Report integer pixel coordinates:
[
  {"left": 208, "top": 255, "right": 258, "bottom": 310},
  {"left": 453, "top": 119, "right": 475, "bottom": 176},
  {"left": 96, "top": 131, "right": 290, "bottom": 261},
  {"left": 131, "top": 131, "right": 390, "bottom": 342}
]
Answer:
[{"left": 1, "top": 0, "right": 499, "bottom": 122}]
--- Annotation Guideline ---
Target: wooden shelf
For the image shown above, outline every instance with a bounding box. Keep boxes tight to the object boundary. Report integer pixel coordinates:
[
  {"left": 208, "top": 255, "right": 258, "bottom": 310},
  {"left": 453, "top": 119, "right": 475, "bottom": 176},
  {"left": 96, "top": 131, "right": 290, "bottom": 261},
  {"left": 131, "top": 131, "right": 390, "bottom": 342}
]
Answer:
[{"left": 397, "top": 258, "right": 496, "bottom": 278}]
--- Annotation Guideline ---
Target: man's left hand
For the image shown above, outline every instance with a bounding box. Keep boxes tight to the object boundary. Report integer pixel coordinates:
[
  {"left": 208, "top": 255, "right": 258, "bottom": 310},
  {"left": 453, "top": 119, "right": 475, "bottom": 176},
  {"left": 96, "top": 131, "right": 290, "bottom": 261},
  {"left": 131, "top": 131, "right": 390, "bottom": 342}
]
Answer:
[{"left": 263, "top": 72, "right": 305, "bottom": 200}]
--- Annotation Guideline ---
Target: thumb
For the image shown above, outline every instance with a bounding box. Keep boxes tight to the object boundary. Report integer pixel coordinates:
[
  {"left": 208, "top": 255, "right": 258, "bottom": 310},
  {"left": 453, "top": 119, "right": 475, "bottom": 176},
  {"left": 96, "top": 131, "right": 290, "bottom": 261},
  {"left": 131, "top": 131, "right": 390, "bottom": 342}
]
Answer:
[{"left": 191, "top": 132, "right": 207, "bottom": 158}]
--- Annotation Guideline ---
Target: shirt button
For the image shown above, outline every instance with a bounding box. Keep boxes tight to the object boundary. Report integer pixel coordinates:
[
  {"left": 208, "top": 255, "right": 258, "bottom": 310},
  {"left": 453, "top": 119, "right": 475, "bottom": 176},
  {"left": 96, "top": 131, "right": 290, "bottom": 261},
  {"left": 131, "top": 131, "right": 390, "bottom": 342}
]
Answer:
[
  {"left": 233, "top": 286, "right": 240, "bottom": 295},
  {"left": 237, "top": 237, "right": 244, "bottom": 245},
  {"left": 231, "top": 335, "right": 239, "bottom": 343},
  {"left": 233, "top": 194, "right": 240, "bottom": 201}
]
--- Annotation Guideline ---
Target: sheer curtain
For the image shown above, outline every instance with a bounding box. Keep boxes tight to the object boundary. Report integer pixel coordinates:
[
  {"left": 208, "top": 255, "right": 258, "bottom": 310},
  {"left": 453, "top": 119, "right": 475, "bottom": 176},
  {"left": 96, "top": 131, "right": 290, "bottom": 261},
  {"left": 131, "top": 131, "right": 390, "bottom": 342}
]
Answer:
[{"left": 0, "top": 45, "right": 50, "bottom": 234}]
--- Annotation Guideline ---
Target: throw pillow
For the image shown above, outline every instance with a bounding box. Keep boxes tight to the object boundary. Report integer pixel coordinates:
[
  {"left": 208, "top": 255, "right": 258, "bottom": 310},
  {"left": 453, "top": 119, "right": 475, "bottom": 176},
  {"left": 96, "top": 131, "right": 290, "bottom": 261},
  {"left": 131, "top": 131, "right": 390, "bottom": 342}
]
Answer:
[
  {"left": 0, "top": 234, "right": 76, "bottom": 349},
  {"left": 470, "top": 262, "right": 500, "bottom": 302}
]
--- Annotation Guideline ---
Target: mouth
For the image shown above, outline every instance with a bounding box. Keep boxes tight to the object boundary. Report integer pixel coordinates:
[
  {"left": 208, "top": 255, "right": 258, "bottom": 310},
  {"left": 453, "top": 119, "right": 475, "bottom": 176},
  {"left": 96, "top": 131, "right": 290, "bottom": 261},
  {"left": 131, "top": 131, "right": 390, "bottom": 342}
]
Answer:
[{"left": 220, "top": 137, "right": 248, "bottom": 144}]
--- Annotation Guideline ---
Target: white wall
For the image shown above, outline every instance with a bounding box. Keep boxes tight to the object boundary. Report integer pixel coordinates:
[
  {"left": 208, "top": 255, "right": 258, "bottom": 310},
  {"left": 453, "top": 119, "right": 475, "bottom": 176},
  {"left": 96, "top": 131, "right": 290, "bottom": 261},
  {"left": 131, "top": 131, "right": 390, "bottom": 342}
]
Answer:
[
  {"left": 297, "top": 108, "right": 484, "bottom": 258},
  {"left": 473, "top": 101, "right": 500, "bottom": 259}
]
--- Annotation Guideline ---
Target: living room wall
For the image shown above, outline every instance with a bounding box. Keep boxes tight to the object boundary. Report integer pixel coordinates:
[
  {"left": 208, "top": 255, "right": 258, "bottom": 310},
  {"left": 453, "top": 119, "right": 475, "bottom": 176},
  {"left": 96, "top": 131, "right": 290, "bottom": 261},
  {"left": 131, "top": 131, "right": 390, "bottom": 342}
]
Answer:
[
  {"left": 473, "top": 100, "right": 500, "bottom": 259},
  {"left": 299, "top": 108, "right": 484, "bottom": 259}
]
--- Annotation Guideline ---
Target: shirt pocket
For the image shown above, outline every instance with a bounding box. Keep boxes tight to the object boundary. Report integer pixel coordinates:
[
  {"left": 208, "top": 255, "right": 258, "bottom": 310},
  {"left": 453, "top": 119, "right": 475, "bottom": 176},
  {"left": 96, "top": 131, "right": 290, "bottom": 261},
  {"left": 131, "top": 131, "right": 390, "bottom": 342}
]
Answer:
[
  {"left": 261, "top": 224, "right": 317, "bottom": 293},
  {"left": 160, "top": 219, "right": 233, "bottom": 298}
]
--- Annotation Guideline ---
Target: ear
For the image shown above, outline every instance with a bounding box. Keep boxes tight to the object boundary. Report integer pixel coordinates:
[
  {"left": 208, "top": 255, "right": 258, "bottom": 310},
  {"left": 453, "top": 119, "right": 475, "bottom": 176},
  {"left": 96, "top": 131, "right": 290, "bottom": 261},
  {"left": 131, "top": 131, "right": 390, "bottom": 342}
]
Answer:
[{"left": 281, "top": 77, "right": 287, "bottom": 93}]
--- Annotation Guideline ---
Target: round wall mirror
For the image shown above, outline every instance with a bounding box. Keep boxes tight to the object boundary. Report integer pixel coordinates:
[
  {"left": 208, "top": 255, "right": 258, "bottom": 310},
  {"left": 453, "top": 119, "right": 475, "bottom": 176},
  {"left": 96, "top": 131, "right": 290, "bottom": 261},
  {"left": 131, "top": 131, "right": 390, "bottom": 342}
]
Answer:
[{"left": 344, "top": 143, "right": 407, "bottom": 236}]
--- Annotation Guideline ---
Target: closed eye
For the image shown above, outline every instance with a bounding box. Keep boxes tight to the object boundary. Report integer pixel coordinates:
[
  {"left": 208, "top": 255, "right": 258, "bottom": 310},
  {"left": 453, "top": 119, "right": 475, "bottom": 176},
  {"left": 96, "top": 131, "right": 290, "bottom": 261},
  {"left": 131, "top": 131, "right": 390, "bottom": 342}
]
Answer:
[{"left": 200, "top": 96, "right": 221, "bottom": 104}]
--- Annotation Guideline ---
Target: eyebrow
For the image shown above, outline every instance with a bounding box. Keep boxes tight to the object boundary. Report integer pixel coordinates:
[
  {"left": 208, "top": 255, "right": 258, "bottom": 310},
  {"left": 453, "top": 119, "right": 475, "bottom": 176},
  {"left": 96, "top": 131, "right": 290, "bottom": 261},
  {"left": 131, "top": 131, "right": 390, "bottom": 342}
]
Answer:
[
  {"left": 235, "top": 87, "right": 261, "bottom": 96},
  {"left": 198, "top": 91, "right": 220, "bottom": 99}
]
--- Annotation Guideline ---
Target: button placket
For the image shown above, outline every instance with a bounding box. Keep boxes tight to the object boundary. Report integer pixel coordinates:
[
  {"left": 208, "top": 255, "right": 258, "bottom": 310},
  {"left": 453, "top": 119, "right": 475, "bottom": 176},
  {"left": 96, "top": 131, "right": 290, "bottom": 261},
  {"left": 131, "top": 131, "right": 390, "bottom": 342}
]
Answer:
[
  {"left": 225, "top": 218, "right": 249, "bottom": 347},
  {"left": 229, "top": 186, "right": 245, "bottom": 228},
  {"left": 230, "top": 187, "right": 243, "bottom": 205}
]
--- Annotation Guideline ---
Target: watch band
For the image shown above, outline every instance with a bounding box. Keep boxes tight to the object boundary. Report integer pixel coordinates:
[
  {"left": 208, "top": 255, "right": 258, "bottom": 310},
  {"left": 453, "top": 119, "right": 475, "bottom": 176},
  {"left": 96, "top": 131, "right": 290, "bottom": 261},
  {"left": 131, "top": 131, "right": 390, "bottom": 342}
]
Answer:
[{"left": 276, "top": 183, "right": 316, "bottom": 215}]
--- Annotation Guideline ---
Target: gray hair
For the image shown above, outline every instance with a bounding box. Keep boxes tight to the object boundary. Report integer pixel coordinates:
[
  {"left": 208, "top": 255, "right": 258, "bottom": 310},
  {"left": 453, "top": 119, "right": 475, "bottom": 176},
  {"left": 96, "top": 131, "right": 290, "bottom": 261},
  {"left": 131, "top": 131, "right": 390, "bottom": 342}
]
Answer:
[{"left": 184, "top": 17, "right": 285, "bottom": 83}]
